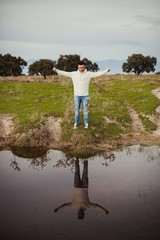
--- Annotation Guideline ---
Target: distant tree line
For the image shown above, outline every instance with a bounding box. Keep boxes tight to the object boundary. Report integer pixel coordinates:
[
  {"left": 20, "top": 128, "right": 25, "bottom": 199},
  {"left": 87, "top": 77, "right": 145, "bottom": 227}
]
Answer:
[
  {"left": 28, "top": 54, "right": 99, "bottom": 78},
  {"left": 0, "top": 53, "right": 158, "bottom": 77}
]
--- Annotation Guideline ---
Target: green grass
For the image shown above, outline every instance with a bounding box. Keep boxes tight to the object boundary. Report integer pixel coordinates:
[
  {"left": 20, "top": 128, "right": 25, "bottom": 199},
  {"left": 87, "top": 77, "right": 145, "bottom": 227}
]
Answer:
[
  {"left": 139, "top": 115, "right": 157, "bottom": 131},
  {"left": 0, "top": 81, "right": 72, "bottom": 130},
  {"left": 0, "top": 75, "right": 160, "bottom": 149},
  {"left": 59, "top": 75, "right": 160, "bottom": 144}
]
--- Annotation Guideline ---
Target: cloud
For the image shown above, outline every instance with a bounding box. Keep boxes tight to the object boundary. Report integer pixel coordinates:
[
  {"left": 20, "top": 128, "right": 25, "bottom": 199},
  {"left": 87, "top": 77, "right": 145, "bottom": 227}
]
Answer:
[
  {"left": 135, "top": 15, "right": 160, "bottom": 27},
  {"left": 0, "top": 0, "right": 160, "bottom": 61}
]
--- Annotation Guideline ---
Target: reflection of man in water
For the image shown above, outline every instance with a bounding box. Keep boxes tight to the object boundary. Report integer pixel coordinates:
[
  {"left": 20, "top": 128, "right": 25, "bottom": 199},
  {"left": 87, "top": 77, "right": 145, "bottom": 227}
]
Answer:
[{"left": 54, "top": 159, "right": 109, "bottom": 220}]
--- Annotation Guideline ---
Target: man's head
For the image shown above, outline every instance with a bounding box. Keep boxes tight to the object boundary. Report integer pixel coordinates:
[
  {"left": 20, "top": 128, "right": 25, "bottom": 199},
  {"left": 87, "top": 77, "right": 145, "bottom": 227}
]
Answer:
[
  {"left": 78, "top": 208, "right": 85, "bottom": 220},
  {"left": 78, "top": 61, "right": 86, "bottom": 73}
]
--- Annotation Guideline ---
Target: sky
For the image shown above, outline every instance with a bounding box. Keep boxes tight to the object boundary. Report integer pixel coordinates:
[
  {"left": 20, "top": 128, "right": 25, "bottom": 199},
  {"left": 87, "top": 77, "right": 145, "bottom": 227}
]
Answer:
[{"left": 0, "top": 0, "right": 160, "bottom": 63}]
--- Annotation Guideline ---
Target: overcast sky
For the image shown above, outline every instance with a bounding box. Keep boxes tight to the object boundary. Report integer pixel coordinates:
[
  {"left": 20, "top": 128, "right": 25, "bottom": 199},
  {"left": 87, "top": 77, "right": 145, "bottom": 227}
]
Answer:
[{"left": 0, "top": 0, "right": 160, "bottom": 63}]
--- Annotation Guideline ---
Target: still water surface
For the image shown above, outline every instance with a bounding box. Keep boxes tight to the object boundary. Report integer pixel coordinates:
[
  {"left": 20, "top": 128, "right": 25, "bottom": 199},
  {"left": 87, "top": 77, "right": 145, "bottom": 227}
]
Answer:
[{"left": 0, "top": 145, "right": 160, "bottom": 240}]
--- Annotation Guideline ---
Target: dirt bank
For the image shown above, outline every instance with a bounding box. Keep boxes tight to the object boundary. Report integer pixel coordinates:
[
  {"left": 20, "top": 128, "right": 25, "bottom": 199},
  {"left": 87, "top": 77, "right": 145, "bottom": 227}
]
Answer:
[{"left": 0, "top": 115, "right": 62, "bottom": 148}]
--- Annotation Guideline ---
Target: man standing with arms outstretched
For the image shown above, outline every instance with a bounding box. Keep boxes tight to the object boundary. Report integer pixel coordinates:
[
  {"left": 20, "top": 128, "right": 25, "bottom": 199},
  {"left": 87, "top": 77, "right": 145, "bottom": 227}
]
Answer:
[{"left": 53, "top": 61, "right": 110, "bottom": 129}]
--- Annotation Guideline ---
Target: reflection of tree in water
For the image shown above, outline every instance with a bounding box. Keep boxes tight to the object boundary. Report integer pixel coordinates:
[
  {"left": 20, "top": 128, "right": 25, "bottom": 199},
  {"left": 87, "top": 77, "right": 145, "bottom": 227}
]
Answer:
[
  {"left": 9, "top": 147, "right": 116, "bottom": 172},
  {"left": 52, "top": 152, "right": 116, "bottom": 170},
  {"left": 53, "top": 156, "right": 76, "bottom": 171},
  {"left": 10, "top": 147, "right": 50, "bottom": 171},
  {"left": 102, "top": 153, "right": 115, "bottom": 166},
  {"left": 125, "top": 145, "right": 160, "bottom": 162},
  {"left": 28, "top": 153, "right": 51, "bottom": 170},
  {"left": 10, "top": 155, "right": 21, "bottom": 171}
]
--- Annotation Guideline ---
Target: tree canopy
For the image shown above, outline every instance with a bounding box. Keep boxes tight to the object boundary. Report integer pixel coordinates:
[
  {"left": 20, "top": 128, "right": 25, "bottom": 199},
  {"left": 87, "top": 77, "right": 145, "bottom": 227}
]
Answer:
[
  {"left": 56, "top": 54, "right": 99, "bottom": 72},
  {"left": 122, "top": 54, "right": 157, "bottom": 75},
  {"left": 56, "top": 54, "right": 80, "bottom": 71},
  {"left": 28, "top": 59, "right": 56, "bottom": 78},
  {"left": 82, "top": 57, "right": 99, "bottom": 72},
  {"left": 1, "top": 52, "right": 158, "bottom": 77},
  {"left": 0, "top": 53, "right": 27, "bottom": 76}
]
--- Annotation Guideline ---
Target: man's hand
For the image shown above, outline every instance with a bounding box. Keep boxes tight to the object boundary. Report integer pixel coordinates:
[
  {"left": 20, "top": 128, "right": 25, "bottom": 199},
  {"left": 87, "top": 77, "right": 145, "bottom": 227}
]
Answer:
[
  {"left": 105, "top": 209, "right": 109, "bottom": 215},
  {"left": 53, "top": 67, "right": 57, "bottom": 72},
  {"left": 54, "top": 208, "right": 58, "bottom": 213}
]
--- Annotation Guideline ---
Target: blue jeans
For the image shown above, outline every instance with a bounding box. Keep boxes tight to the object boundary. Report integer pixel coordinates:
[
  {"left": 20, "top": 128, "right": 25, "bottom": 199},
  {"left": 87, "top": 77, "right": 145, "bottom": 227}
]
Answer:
[
  {"left": 74, "top": 159, "right": 88, "bottom": 188},
  {"left": 74, "top": 96, "right": 89, "bottom": 125}
]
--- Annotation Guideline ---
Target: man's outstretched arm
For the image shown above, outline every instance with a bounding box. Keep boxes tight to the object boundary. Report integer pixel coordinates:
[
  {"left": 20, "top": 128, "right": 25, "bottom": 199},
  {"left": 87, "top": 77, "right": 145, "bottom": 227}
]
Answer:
[
  {"left": 54, "top": 202, "right": 72, "bottom": 213},
  {"left": 53, "top": 67, "right": 72, "bottom": 78},
  {"left": 89, "top": 68, "right": 111, "bottom": 78},
  {"left": 90, "top": 203, "right": 109, "bottom": 214}
]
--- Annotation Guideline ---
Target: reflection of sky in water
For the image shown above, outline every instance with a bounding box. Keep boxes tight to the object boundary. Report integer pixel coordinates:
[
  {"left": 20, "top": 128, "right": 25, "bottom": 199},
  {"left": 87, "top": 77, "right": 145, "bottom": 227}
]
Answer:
[{"left": 0, "top": 145, "right": 160, "bottom": 240}]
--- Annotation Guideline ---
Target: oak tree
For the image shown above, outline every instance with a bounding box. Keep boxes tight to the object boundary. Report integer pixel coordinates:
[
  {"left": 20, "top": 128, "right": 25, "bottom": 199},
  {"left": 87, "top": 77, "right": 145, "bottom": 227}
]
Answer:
[
  {"left": 28, "top": 59, "right": 56, "bottom": 78},
  {"left": 56, "top": 54, "right": 99, "bottom": 72},
  {"left": 0, "top": 53, "right": 27, "bottom": 76},
  {"left": 122, "top": 54, "right": 157, "bottom": 75}
]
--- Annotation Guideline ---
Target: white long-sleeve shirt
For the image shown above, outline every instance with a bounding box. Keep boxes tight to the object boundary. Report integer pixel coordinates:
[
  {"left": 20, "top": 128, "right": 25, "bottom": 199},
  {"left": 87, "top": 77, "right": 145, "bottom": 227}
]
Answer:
[
  {"left": 56, "top": 69, "right": 109, "bottom": 96},
  {"left": 54, "top": 188, "right": 109, "bottom": 214}
]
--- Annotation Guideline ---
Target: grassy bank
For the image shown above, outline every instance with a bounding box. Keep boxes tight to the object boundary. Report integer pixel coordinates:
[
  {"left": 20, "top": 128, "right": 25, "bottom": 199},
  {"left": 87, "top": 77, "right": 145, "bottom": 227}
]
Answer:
[
  {"left": 0, "top": 79, "right": 70, "bottom": 129},
  {"left": 0, "top": 74, "right": 160, "bottom": 156}
]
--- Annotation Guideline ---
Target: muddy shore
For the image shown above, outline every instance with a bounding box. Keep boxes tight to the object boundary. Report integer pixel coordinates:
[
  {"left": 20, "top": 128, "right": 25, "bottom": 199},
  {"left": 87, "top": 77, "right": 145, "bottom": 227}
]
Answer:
[{"left": 0, "top": 113, "right": 160, "bottom": 158}]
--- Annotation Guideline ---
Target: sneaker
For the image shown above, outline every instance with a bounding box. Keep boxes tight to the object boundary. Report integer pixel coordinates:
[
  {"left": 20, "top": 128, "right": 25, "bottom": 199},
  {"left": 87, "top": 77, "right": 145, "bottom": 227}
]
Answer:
[
  {"left": 84, "top": 124, "right": 88, "bottom": 129},
  {"left": 74, "top": 124, "right": 78, "bottom": 129}
]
